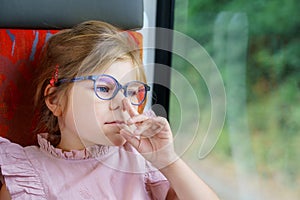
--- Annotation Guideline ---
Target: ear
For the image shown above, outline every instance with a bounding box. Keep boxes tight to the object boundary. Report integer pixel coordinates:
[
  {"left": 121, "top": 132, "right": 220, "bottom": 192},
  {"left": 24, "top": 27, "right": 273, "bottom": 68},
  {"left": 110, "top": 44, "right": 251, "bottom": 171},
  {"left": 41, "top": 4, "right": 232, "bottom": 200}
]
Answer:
[{"left": 44, "top": 84, "right": 63, "bottom": 117}]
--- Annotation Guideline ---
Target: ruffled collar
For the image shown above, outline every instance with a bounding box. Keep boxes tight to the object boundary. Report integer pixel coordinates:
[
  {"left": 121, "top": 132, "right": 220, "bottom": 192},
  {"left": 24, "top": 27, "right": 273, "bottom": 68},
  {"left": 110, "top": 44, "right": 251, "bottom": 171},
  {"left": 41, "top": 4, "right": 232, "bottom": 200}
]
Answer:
[{"left": 37, "top": 133, "right": 110, "bottom": 160}]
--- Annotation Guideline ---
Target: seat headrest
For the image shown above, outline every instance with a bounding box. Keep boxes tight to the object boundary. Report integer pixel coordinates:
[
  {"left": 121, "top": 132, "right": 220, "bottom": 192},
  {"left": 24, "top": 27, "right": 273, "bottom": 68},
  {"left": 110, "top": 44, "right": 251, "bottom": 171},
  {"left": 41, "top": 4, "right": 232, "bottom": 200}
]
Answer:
[{"left": 0, "top": 0, "right": 143, "bottom": 30}]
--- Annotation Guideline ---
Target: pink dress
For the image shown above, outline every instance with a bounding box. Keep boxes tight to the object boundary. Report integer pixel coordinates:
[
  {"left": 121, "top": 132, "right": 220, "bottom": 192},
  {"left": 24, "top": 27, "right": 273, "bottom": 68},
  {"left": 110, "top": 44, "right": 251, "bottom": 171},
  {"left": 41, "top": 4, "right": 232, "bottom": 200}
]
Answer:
[{"left": 0, "top": 134, "right": 170, "bottom": 200}]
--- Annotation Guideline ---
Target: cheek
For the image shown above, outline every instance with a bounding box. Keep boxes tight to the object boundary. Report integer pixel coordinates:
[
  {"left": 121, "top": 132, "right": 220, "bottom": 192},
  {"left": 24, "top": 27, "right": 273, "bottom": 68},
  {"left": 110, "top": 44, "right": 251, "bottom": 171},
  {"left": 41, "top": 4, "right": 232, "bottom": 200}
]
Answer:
[{"left": 70, "top": 87, "right": 113, "bottom": 146}]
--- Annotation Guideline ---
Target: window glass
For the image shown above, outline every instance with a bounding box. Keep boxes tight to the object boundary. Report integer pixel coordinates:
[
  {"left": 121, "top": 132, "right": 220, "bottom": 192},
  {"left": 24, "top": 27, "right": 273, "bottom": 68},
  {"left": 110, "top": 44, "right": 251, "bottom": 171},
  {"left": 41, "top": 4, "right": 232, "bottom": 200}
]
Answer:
[{"left": 169, "top": 0, "right": 299, "bottom": 199}]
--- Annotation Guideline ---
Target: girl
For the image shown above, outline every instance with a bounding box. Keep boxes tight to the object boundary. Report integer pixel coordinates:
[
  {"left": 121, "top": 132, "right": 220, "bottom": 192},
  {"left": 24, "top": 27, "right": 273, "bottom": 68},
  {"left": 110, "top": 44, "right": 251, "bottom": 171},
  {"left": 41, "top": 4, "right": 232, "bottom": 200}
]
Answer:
[{"left": 0, "top": 21, "right": 219, "bottom": 200}]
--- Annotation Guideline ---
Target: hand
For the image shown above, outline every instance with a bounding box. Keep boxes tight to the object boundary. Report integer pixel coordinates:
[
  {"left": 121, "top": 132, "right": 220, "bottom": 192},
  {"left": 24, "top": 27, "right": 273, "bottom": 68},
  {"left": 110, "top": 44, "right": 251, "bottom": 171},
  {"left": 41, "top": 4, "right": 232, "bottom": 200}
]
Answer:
[{"left": 120, "top": 98, "right": 178, "bottom": 169}]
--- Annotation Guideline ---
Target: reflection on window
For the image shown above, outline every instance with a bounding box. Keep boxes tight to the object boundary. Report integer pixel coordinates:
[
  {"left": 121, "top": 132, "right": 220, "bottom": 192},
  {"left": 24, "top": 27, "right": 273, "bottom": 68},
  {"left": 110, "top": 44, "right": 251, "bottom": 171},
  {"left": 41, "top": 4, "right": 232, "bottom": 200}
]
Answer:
[{"left": 170, "top": 0, "right": 299, "bottom": 199}]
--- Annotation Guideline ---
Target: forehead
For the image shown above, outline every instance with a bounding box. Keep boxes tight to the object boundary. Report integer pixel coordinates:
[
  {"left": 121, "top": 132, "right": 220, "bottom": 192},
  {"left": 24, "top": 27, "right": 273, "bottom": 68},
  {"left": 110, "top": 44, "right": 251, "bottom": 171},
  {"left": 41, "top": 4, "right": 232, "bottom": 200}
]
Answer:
[{"left": 101, "top": 60, "right": 138, "bottom": 83}]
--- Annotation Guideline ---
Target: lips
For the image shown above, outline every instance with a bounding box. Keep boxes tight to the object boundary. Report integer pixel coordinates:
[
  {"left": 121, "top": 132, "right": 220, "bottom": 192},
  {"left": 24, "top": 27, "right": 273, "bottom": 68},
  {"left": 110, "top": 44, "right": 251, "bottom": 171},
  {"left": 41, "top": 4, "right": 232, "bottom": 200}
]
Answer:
[{"left": 104, "top": 121, "right": 125, "bottom": 125}]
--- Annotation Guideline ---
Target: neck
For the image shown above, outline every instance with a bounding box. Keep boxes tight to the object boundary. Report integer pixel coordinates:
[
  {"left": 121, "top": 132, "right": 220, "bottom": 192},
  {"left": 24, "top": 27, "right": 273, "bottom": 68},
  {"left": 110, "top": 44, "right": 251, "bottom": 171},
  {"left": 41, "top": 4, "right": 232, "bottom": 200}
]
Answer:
[{"left": 57, "top": 132, "right": 86, "bottom": 151}]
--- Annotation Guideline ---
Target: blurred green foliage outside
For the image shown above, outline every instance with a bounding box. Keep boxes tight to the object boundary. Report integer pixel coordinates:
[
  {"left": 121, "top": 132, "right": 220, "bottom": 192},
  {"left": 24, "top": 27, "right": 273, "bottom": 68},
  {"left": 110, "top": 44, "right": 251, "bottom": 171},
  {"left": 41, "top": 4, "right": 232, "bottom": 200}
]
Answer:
[{"left": 169, "top": 0, "right": 299, "bottom": 188}]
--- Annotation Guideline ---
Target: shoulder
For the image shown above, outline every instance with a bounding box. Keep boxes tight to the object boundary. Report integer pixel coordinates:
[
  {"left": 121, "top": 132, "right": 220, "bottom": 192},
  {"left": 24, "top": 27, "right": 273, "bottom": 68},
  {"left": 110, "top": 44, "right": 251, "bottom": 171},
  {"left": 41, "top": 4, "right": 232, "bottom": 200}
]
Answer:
[
  {"left": 0, "top": 137, "right": 14, "bottom": 148},
  {"left": 0, "top": 137, "right": 46, "bottom": 199},
  {"left": 0, "top": 136, "right": 39, "bottom": 165},
  {"left": 0, "top": 136, "right": 26, "bottom": 163}
]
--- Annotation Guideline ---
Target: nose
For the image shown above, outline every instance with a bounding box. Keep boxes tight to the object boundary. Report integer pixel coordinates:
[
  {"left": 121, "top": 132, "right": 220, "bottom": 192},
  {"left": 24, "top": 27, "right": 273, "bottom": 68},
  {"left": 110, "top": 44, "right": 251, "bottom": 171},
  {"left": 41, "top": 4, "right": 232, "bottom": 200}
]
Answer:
[{"left": 109, "top": 88, "right": 126, "bottom": 110}]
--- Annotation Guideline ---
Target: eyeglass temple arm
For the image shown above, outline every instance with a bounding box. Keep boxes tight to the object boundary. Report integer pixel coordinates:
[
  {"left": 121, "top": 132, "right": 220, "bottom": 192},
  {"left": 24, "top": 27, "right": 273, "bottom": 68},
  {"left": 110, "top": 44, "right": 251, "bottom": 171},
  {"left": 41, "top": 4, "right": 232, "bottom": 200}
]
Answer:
[
  {"left": 145, "top": 85, "right": 151, "bottom": 91},
  {"left": 58, "top": 76, "right": 96, "bottom": 84}
]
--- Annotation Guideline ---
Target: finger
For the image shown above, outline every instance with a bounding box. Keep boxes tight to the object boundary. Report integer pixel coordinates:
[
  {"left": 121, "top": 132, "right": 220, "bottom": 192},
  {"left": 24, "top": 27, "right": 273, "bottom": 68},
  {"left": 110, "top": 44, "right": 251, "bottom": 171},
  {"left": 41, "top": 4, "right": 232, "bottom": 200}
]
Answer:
[
  {"left": 120, "top": 129, "right": 141, "bottom": 149},
  {"left": 152, "top": 116, "right": 169, "bottom": 127},
  {"left": 143, "top": 109, "right": 157, "bottom": 118},
  {"left": 134, "top": 125, "right": 161, "bottom": 138},
  {"left": 119, "top": 124, "right": 133, "bottom": 133},
  {"left": 132, "top": 117, "right": 168, "bottom": 136},
  {"left": 133, "top": 118, "right": 163, "bottom": 137},
  {"left": 117, "top": 123, "right": 128, "bottom": 129},
  {"left": 133, "top": 120, "right": 153, "bottom": 135},
  {"left": 150, "top": 117, "right": 171, "bottom": 134},
  {"left": 127, "top": 114, "right": 149, "bottom": 125},
  {"left": 123, "top": 98, "right": 139, "bottom": 118}
]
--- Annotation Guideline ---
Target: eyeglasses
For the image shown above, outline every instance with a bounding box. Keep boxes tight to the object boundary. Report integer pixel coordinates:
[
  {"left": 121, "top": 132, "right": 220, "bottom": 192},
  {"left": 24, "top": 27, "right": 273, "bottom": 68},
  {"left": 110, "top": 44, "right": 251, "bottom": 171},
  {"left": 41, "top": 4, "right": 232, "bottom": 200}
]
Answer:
[{"left": 57, "top": 74, "right": 150, "bottom": 106}]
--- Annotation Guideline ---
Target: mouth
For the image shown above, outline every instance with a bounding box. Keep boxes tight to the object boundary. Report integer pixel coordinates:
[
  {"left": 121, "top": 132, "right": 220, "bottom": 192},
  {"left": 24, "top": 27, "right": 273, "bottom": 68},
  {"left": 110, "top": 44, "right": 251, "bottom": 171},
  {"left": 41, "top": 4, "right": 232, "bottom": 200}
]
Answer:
[{"left": 104, "top": 121, "right": 125, "bottom": 125}]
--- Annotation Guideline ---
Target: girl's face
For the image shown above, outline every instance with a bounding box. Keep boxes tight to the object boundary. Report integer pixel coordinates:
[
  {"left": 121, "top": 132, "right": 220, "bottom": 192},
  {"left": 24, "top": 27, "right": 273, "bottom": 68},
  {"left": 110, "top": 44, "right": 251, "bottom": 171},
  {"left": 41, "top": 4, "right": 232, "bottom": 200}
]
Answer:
[{"left": 59, "top": 60, "right": 139, "bottom": 149}]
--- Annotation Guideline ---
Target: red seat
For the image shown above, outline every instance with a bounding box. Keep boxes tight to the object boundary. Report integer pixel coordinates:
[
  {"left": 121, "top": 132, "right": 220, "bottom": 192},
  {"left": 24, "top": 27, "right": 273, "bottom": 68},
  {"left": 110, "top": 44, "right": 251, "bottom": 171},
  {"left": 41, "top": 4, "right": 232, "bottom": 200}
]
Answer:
[{"left": 0, "top": 29, "right": 59, "bottom": 146}]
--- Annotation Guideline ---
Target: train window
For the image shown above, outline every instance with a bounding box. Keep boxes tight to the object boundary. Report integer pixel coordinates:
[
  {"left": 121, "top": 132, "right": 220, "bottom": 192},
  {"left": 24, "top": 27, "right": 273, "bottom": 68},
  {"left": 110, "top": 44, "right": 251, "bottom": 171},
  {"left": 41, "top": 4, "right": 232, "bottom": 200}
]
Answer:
[{"left": 149, "top": 0, "right": 299, "bottom": 199}]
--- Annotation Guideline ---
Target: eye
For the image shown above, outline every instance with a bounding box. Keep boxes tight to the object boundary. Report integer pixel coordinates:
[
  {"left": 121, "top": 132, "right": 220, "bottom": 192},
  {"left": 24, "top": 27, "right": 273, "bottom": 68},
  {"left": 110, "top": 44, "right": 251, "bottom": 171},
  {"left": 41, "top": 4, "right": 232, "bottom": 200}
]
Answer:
[
  {"left": 127, "top": 89, "right": 137, "bottom": 97},
  {"left": 96, "top": 86, "right": 110, "bottom": 93}
]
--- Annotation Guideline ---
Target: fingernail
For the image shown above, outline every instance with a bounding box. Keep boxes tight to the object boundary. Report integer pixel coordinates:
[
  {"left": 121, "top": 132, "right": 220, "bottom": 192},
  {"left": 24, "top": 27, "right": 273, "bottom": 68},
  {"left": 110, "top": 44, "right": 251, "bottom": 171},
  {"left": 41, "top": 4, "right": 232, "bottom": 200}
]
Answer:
[
  {"left": 127, "top": 119, "right": 133, "bottom": 124},
  {"left": 120, "top": 129, "right": 130, "bottom": 135}
]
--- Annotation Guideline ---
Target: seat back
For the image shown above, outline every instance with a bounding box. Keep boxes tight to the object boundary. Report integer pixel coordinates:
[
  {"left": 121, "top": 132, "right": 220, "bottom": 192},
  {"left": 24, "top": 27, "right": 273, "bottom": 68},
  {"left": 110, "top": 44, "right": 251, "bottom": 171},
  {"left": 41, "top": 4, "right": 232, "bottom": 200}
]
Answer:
[
  {"left": 0, "top": 29, "right": 60, "bottom": 146},
  {"left": 0, "top": 0, "right": 144, "bottom": 146}
]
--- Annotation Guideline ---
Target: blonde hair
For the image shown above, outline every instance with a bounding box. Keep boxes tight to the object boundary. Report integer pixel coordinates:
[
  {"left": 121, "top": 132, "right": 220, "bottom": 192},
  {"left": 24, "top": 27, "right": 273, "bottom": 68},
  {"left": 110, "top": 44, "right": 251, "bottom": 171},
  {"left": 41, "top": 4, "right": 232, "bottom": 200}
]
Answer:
[{"left": 34, "top": 20, "right": 146, "bottom": 145}]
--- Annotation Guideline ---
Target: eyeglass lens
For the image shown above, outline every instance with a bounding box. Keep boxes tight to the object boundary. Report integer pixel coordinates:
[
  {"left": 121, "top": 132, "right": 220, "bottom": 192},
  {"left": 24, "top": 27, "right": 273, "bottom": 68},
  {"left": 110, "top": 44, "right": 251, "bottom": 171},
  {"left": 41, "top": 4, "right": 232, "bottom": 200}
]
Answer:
[
  {"left": 95, "top": 76, "right": 146, "bottom": 105},
  {"left": 126, "top": 82, "right": 146, "bottom": 105},
  {"left": 95, "top": 76, "right": 117, "bottom": 99}
]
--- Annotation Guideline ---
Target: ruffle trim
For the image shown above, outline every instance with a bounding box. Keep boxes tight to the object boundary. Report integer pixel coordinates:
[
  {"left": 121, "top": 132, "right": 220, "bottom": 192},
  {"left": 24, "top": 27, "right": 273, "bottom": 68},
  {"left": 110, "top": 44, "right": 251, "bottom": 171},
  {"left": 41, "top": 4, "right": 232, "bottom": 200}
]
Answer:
[
  {"left": 0, "top": 137, "right": 47, "bottom": 199},
  {"left": 144, "top": 161, "right": 170, "bottom": 199},
  {"left": 144, "top": 161, "right": 168, "bottom": 183},
  {"left": 37, "top": 134, "right": 110, "bottom": 160}
]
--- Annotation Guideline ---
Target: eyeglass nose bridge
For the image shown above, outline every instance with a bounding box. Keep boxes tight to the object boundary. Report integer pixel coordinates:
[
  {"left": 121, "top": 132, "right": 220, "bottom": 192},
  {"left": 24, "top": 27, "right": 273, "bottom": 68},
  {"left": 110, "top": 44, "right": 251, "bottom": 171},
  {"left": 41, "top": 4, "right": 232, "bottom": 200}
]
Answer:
[{"left": 111, "top": 83, "right": 128, "bottom": 100}]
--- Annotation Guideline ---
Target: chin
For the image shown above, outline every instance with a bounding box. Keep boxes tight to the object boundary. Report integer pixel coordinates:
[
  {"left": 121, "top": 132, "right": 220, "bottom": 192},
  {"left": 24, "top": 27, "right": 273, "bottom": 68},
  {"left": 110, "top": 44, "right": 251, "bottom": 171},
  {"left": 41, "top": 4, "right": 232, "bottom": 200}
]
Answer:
[{"left": 108, "top": 135, "right": 127, "bottom": 146}]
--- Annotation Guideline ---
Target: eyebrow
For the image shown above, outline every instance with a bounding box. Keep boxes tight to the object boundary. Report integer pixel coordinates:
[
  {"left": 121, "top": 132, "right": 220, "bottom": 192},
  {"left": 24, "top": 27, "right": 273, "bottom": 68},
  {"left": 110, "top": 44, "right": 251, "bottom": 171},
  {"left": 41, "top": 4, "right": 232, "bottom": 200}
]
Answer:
[{"left": 96, "top": 78, "right": 117, "bottom": 87}]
